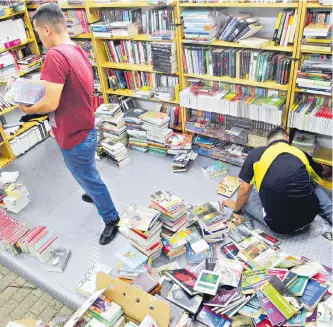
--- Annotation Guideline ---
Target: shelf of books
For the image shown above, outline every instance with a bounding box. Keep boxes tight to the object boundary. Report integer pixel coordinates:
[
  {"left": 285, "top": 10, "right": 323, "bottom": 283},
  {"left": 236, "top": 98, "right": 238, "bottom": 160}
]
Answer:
[
  {"left": 288, "top": 0, "right": 332, "bottom": 172},
  {"left": 0, "top": 2, "right": 43, "bottom": 167},
  {"left": 176, "top": 0, "right": 304, "bottom": 162}
]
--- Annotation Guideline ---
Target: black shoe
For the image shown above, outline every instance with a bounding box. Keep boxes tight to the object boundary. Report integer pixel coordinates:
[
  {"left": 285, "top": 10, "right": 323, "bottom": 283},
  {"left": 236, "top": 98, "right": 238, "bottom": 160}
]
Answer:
[
  {"left": 82, "top": 193, "right": 94, "bottom": 203},
  {"left": 99, "top": 218, "right": 120, "bottom": 245}
]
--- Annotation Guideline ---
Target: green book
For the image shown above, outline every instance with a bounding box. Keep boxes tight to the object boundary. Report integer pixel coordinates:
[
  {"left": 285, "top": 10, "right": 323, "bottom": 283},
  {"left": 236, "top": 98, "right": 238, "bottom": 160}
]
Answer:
[
  {"left": 260, "top": 276, "right": 303, "bottom": 319},
  {"left": 290, "top": 276, "right": 309, "bottom": 296}
]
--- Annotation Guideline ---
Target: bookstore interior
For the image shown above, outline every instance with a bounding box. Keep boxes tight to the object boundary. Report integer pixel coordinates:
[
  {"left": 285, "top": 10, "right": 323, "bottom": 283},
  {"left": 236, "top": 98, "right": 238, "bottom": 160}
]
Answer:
[{"left": 0, "top": 0, "right": 332, "bottom": 326}]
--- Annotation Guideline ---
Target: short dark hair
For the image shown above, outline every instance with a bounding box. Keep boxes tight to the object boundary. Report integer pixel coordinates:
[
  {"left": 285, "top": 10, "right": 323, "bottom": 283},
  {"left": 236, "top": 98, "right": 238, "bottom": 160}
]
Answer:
[
  {"left": 32, "top": 3, "right": 66, "bottom": 33},
  {"left": 267, "top": 126, "right": 288, "bottom": 142}
]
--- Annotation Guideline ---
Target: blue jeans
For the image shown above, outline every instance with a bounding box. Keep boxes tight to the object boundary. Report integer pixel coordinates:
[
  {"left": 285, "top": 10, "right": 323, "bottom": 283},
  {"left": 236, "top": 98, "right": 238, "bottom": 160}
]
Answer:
[
  {"left": 60, "top": 129, "right": 118, "bottom": 223},
  {"left": 244, "top": 184, "right": 332, "bottom": 225}
]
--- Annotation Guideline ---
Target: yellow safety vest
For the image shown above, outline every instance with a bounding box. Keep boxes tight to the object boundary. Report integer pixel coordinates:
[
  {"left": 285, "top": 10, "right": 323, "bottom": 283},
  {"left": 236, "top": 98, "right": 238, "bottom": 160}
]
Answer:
[{"left": 253, "top": 142, "right": 322, "bottom": 191}]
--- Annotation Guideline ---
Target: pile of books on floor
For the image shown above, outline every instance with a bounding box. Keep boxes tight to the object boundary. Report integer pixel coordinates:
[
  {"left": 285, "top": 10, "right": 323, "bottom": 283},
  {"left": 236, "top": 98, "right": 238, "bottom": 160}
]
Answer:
[
  {"left": 201, "top": 160, "right": 228, "bottom": 179},
  {"left": 96, "top": 103, "right": 128, "bottom": 146},
  {"left": 100, "top": 139, "right": 130, "bottom": 168},
  {"left": 0, "top": 209, "right": 70, "bottom": 271},
  {"left": 193, "top": 135, "right": 251, "bottom": 166},
  {"left": 301, "top": 9, "right": 332, "bottom": 53},
  {"left": 66, "top": 18, "right": 84, "bottom": 37},
  {"left": 125, "top": 108, "right": 148, "bottom": 153},
  {"left": 296, "top": 57, "right": 332, "bottom": 96},
  {"left": 166, "top": 132, "right": 192, "bottom": 155},
  {"left": 17, "top": 54, "right": 42, "bottom": 74},
  {"left": 0, "top": 183, "right": 30, "bottom": 214},
  {"left": 141, "top": 111, "right": 172, "bottom": 156},
  {"left": 118, "top": 204, "right": 162, "bottom": 260},
  {"left": 150, "top": 190, "right": 189, "bottom": 233},
  {"left": 151, "top": 42, "right": 177, "bottom": 74},
  {"left": 181, "top": 8, "right": 218, "bottom": 42},
  {"left": 291, "top": 130, "right": 316, "bottom": 155}
]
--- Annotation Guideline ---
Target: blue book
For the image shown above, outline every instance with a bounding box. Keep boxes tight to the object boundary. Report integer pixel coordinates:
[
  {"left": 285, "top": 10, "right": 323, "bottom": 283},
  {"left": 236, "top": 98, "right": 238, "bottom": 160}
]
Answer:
[
  {"left": 115, "top": 245, "right": 148, "bottom": 270},
  {"left": 186, "top": 244, "right": 216, "bottom": 264},
  {"left": 197, "top": 306, "right": 231, "bottom": 327},
  {"left": 299, "top": 279, "right": 328, "bottom": 311},
  {"left": 285, "top": 309, "right": 307, "bottom": 326}
]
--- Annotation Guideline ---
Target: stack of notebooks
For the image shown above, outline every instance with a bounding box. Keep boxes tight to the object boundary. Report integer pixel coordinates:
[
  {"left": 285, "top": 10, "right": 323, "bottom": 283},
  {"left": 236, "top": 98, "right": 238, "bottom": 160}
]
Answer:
[
  {"left": 118, "top": 204, "right": 162, "bottom": 260},
  {"left": 218, "top": 14, "right": 264, "bottom": 43},
  {"left": 181, "top": 9, "right": 218, "bottom": 42},
  {"left": 151, "top": 42, "right": 177, "bottom": 74},
  {"left": 125, "top": 108, "right": 149, "bottom": 152},
  {"left": 96, "top": 104, "right": 128, "bottom": 146},
  {"left": 66, "top": 18, "right": 84, "bottom": 37},
  {"left": 150, "top": 190, "right": 189, "bottom": 233},
  {"left": 2, "top": 183, "right": 30, "bottom": 214},
  {"left": 291, "top": 131, "right": 316, "bottom": 156},
  {"left": 296, "top": 58, "right": 332, "bottom": 96},
  {"left": 141, "top": 111, "right": 172, "bottom": 156},
  {"left": 17, "top": 55, "right": 42, "bottom": 74},
  {"left": 301, "top": 8, "right": 332, "bottom": 53},
  {"left": 100, "top": 140, "right": 130, "bottom": 168}
]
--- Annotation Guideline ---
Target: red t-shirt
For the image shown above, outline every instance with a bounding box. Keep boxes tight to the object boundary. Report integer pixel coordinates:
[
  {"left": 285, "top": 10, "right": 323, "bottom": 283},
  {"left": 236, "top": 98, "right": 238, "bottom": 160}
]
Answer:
[{"left": 41, "top": 44, "right": 95, "bottom": 150}]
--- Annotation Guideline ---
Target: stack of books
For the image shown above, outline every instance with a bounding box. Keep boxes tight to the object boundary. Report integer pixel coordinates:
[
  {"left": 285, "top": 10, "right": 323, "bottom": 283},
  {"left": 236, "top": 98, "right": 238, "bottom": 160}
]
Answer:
[
  {"left": 153, "top": 86, "right": 175, "bottom": 102},
  {"left": 66, "top": 18, "right": 84, "bottom": 37},
  {"left": 125, "top": 108, "right": 149, "bottom": 153},
  {"left": 118, "top": 204, "right": 162, "bottom": 260},
  {"left": 96, "top": 104, "right": 128, "bottom": 146},
  {"left": 151, "top": 42, "right": 177, "bottom": 74},
  {"left": 291, "top": 131, "right": 316, "bottom": 155},
  {"left": 136, "top": 86, "right": 153, "bottom": 99},
  {"left": 2, "top": 183, "right": 30, "bottom": 214},
  {"left": 64, "top": 9, "right": 90, "bottom": 34},
  {"left": 91, "top": 21, "right": 112, "bottom": 37},
  {"left": 150, "top": 190, "right": 189, "bottom": 233},
  {"left": 171, "top": 152, "right": 192, "bottom": 173},
  {"left": 181, "top": 9, "right": 218, "bottom": 42},
  {"left": 201, "top": 160, "right": 228, "bottom": 179},
  {"left": 218, "top": 14, "right": 263, "bottom": 43},
  {"left": 165, "top": 132, "right": 192, "bottom": 154},
  {"left": 100, "top": 140, "right": 130, "bottom": 168},
  {"left": 110, "top": 21, "right": 139, "bottom": 37},
  {"left": 296, "top": 58, "right": 332, "bottom": 96},
  {"left": 301, "top": 9, "right": 332, "bottom": 53},
  {"left": 161, "top": 229, "right": 188, "bottom": 259},
  {"left": 140, "top": 111, "right": 171, "bottom": 156},
  {"left": 17, "top": 55, "right": 42, "bottom": 73}
]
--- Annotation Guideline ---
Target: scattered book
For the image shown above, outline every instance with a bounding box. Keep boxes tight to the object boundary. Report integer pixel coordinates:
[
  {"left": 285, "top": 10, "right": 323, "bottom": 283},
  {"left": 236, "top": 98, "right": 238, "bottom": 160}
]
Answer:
[{"left": 194, "top": 270, "right": 221, "bottom": 296}]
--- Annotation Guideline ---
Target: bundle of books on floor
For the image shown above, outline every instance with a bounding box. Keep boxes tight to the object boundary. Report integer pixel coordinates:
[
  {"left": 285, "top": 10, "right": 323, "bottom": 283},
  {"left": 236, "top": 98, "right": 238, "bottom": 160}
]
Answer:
[
  {"left": 0, "top": 209, "right": 71, "bottom": 271},
  {"left": 0, "top": 183, "right": 30, "bottom": 214},
  {"left": 183, "top": 47, "right": 292, "bottom": 85},
  {"left": 150, "top": 190, "right": 189, "bottom": 234},
  {"left": 193, "top": 135, "right": 251, "bottom": 166},
  {"left": 151, "top": 42, "right": 177, "bottom": 74},
  {"left": 301, "top": 8, "right": 332, "bottom": 53},
  {"left": 66, "top": 18, "right": 84, "bottom": 37},
  {"left": 288, "top": 99, "right": 332, "bottom": 136},
  {"left": 201, "top": 160, "right": 228, "bottom": 179},
  {"left": 141, "top": 111, "right": 171, "bottom": 156},
  {"left": 217, "top": 14, "right": 266, "bottom": 44},
  {"left": 291, "top": 130, "right": 316, "bottom": 156},
  {"left": 100, "top": 139, "right": 130, "bottom": 168},
  {"left": 181, "top": 8, "right": 219, "bottom": 43},
  {"left": 118, "top": 204, "right": 162, "bottom": 260},
  {"left": 180, "top": 85, "right": 286, "bottom": 126},
  {"left": 165, "top": 132, "right": 192, "bottom": 155},
  {"left": 104, "top": 40, "right": 151, "bottom": 65},
  {"left": 296, "top": 57, "right": 332, "bottom": 96}
]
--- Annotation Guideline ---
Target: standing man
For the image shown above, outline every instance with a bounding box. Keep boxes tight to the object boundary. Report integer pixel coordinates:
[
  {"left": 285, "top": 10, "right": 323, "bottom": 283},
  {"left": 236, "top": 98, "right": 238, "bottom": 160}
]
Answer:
[
  {"left": 18, "top": 3, "right": 119, "bottom": 245},
  {"left": 224, "top": 127, "right": 332, "bottom": 234}
]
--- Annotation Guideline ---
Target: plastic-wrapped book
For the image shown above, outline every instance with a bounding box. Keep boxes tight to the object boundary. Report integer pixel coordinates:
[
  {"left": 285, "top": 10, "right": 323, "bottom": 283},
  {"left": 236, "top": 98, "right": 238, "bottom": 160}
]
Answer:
[{"left": 5, "top": 78, "right": 45, "bottom": 105}]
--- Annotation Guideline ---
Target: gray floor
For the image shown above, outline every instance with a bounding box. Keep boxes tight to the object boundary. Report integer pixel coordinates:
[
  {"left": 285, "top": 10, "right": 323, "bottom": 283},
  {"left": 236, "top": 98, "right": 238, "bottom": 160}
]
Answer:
[{"left": 0, "top": 138, "right": 332, "bottom": 313}]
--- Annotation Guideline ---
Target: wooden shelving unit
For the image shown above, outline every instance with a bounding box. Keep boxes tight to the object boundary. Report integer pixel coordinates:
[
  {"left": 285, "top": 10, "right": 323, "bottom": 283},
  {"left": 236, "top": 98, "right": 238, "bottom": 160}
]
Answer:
[
  {"left": 0, "top": 3, "right": 41, "bottom": 167},
  {"left": 288, "top": 0, "right": 332, "bottom": 169}
]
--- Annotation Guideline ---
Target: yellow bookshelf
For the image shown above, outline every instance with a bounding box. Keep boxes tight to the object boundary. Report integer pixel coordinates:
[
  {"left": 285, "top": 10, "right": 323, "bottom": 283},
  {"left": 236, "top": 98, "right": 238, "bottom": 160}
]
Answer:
[
  {"left": 179, "top": 2, "right": 299, "bottom": 8},
  {"left": 0, "top": 2, "right": 41, "bottom": 167}
]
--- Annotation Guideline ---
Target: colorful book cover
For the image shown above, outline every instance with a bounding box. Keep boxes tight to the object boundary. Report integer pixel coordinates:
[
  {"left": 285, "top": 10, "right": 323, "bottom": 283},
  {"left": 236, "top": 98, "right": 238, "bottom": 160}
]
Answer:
[
  {"left": 196, "top": 306, "right": 231, "bottom": 327},
  {"left": 220, "top": 242, "right": 239, "bottom": 260},
  {"left": 194, "top": 270, "right": 221, "bottom": 296},
  {"left": 214, "top": 258, "right": 244, "bottom": 287},
  {"left": 204, "top": 288, "right": 240, "bottom": 308},
  {"left": 166, "top": 268, "right": 198, "bottom": 296},
  {"left": 115, "top": 245, "right": 148, "bottom": 270},
  {"left": 186, "top": 243, "right": 216, "bottom": 264},
  {"left": 285, "top": 309, "right": 307, "bottom": 326},
  {"left": 217, "top": 175, "right": 241, "bottom": 197},
  {"left": 290, "top": 276, "right": 309, "bottom": 296},
  {"left": 299, "top": 279, "right": 328, "bottom": 311},
  {"left": 260, "top": 276, "right": 303, "bottom": 319},
  {"left": 242, "top": 268, "right": 268, "bottom": 294},
  {"left": 193, "top": 202, "right": 226, "bottom": 229}
]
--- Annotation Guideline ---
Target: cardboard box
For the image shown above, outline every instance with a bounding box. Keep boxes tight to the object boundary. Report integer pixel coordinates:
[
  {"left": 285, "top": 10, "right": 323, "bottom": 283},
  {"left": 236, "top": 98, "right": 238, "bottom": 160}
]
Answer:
[{"left": 65, "top": 272, "right": 170, "bottom": 327}]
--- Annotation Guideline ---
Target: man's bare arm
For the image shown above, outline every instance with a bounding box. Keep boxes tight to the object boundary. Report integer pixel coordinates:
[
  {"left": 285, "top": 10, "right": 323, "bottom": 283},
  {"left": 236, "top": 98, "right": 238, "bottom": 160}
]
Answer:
[{"left": 224, "top": 181, "right": 253, "bottom": 212}]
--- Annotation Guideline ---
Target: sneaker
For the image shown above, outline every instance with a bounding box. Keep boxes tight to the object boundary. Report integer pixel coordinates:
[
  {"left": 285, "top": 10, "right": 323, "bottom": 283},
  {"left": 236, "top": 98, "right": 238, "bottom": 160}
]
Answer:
[
  {"left": 99, "top": 218, "right": 120, "bottom": 245},
  {"left": 82, "top": 193, "right": 94, "bottom": 203}
]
